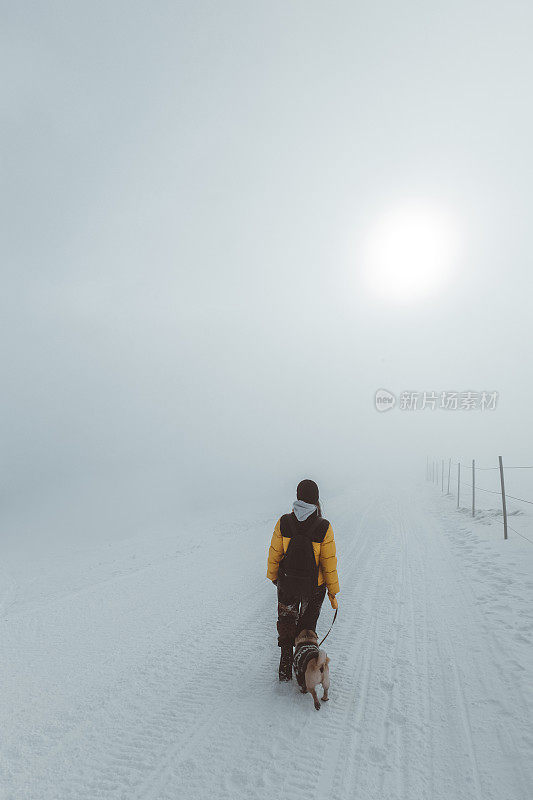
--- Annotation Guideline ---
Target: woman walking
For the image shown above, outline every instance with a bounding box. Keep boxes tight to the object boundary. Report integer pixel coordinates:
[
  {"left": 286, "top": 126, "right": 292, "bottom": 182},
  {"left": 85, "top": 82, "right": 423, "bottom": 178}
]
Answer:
[{"left": 266, "top": 479, "right": 340, "bottom": 681}]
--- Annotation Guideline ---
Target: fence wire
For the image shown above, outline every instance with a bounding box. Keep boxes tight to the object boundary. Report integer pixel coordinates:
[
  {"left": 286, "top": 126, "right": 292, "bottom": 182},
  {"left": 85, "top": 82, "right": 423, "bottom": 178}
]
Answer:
[{"left": 507, "top": 524, "right": 533, "bottom": 545}]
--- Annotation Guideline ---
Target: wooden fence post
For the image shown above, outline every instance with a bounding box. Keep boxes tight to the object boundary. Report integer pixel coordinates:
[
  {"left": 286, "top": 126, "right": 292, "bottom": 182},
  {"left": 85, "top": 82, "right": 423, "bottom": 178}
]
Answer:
[
  {"left": 498, "top": 455, "right": 508, "bottom": 540},
  {"left": 457, "top": 462, "right": 460, "bottom": 508},
  {"left": 472, "top": 459, "right": 475, "bottom": 517},
  {"left": 447, "top": 458, "right": 451, "bottom": 495}
]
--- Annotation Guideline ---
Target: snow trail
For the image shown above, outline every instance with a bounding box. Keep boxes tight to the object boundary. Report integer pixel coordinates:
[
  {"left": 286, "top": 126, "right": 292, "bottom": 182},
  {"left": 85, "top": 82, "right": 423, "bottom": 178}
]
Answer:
[{"left": 1, "top": 486, "right": 532, "bottom": 800}]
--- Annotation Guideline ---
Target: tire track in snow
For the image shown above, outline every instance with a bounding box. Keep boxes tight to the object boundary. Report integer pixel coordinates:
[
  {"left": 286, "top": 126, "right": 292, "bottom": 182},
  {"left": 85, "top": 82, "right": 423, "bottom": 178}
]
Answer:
[
  {"left": 83, "top": 596, "right": 275, "bottom": 800},
  {"left": 375, "top": 501, "right": 410, "bottom": 800},
  {"left": 314, "top": 498, "right": 397, "bottom": 799},
  {"left": 337, "top": 498, "right": 416, "bottom": 800}
]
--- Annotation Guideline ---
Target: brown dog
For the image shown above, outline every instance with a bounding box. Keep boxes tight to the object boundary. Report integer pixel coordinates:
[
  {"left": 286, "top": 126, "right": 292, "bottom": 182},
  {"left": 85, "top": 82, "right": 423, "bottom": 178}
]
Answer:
[{"left": 293, "top": 629, "right": 331, "bottom": 710}]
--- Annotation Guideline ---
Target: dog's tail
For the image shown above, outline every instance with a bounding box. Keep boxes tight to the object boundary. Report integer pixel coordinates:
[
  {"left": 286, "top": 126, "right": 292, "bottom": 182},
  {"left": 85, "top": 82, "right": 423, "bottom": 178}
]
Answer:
[{"left": 317, "top": 650, "right": 330, "bottom": 670}]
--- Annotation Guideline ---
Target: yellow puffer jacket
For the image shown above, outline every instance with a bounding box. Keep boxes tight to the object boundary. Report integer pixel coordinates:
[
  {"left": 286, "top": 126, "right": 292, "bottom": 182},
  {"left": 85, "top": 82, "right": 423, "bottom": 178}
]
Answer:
[{"left": 266, "top": 517, "right": 340, "bottom": 596}]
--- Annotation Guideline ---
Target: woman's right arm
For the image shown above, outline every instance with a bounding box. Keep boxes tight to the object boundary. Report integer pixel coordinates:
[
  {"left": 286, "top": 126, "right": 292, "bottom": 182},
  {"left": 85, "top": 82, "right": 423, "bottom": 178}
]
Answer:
[
  {"left": 320, "top": 524, "right": 340, "bottom": 599},
  {"left": 266, "top": 518, "right": 284, "bottom": 582}
]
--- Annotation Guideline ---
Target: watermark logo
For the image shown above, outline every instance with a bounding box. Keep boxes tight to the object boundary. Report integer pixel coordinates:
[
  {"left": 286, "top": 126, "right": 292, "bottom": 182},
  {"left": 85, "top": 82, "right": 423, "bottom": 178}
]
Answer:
[
  {"left": 375, "top": 388, "right": 396, "bottom": 412},
  {"left": 374, "top": 390, "right": 498, "bottom": 411}
]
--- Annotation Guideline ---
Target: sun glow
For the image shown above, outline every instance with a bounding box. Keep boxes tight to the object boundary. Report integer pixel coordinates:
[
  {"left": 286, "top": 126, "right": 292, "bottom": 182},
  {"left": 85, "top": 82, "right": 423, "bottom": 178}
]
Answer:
[{"left": 361, "top": 204, "right": 461, "bottom": 304}]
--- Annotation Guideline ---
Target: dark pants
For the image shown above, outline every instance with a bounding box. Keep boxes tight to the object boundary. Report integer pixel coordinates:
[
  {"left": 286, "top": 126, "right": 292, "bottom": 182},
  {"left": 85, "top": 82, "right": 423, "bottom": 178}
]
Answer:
[{"left": 276, "top": 582, "right": 327, "bottom": 647}]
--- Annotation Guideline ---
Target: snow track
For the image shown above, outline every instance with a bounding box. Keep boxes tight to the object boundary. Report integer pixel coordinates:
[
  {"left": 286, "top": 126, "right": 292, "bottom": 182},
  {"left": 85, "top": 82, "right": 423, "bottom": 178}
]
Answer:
[{"left": 1, "top": 486, "right": 532, "bottom": 799}]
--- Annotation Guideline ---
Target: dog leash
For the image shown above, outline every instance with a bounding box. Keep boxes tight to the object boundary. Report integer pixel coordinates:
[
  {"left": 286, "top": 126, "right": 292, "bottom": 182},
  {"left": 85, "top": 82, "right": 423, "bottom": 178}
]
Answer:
[{"left": 318, "top": 609, "right": 337, "bottom": 647}]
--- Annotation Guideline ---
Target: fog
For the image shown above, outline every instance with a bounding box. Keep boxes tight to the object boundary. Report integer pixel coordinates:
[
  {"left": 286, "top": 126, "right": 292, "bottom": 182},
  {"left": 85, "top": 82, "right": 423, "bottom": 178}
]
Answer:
[{"left": 3, "top": 1, "right": 533, "bottom": 542}]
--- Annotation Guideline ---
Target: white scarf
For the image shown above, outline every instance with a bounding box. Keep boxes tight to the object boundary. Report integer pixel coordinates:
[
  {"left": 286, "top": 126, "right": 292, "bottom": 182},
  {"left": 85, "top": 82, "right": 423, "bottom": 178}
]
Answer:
[{"left": 293, "top": 499, "right": 318, "bottom": 522}]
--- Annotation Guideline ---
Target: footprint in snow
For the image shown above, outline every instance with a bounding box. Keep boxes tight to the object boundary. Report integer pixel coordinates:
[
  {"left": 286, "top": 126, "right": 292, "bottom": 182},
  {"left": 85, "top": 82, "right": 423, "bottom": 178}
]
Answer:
[
  {"left": 227, "top": 768, "right": 250, "bottom": 787},
  {"left": 391, "top": 711, "right": 407, "bottom": 724},
  {"left": 368, "top": 745, "right": 388, "bottom": 764}
]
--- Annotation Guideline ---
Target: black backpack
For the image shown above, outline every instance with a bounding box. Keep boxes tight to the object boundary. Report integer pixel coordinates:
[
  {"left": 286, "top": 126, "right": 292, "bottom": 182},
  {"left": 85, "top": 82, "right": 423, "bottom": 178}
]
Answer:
[{"left": 277, "top": 515, "right": 322, "bottom": 597}]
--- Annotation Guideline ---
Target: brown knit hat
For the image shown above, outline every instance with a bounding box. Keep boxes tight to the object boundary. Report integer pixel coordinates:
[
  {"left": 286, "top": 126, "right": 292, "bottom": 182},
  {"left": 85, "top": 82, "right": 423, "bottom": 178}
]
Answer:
[{"left": 296, "top": 479, "right": 319, "bottom": 504}]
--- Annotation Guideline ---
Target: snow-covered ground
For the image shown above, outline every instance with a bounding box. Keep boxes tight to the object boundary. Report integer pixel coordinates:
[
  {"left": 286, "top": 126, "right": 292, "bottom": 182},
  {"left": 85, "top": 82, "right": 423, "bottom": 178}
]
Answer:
[{"left": 1, "top": 483, "right": 532, "bottom": 800}]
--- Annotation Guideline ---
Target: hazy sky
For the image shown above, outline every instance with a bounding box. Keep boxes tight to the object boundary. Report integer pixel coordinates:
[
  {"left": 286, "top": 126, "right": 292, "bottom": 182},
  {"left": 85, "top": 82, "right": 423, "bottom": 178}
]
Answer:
[{"left": 2, "top": 1, "right": 533, "bottom": 534}]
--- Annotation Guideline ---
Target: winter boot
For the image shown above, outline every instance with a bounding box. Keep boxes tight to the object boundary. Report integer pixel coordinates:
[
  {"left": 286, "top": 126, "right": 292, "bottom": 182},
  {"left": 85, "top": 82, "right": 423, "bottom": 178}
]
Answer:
[{"left": 278, "top": 644, "right": 293, "bottom": 681}]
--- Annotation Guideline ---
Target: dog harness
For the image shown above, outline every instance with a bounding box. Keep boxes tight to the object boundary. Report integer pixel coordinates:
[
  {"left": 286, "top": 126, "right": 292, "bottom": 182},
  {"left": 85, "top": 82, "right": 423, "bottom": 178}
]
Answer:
[{"left": 293, "top": 642, "right": 320, "bottom": 688}]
